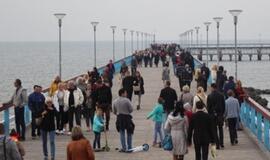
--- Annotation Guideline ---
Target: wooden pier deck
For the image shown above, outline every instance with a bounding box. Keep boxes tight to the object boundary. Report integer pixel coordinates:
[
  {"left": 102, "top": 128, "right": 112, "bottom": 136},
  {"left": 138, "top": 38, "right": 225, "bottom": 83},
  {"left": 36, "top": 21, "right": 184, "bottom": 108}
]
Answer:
[{"left": 21, "top": 66, "right": 269, "bottom": 160}]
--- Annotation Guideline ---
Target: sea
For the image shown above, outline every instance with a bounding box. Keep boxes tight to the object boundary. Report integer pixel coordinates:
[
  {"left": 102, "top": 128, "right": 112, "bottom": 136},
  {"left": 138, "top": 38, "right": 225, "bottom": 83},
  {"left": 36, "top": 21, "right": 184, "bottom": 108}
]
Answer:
[{"left": 0, "top": 41, "right": 269, "bottom": 112}]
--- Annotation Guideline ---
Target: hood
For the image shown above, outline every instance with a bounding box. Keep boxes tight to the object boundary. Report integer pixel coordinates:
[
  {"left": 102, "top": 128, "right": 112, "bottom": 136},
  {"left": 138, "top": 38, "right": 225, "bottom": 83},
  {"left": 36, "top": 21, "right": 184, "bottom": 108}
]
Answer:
[{"left": 167, "top": 114, "right": 184, "bottom": 125}]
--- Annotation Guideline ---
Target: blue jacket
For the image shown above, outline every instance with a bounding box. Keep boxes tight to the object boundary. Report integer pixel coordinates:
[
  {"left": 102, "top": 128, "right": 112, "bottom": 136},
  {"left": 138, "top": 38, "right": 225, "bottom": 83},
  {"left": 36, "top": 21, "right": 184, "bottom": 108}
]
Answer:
[
  {"left": 147, "top": 103, "right": 164, "bottom": 122},
  {"left": 93, "top": 115, "right": 104, "bottom": 133},
  {"left": 28, "top": 92, "right": 45, "bottom": 114}
]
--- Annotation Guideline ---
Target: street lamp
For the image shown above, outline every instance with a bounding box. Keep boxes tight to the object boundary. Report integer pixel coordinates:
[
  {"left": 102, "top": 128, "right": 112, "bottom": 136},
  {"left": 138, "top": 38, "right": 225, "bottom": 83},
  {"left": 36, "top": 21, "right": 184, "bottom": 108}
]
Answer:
[
  {"left": 91, "top": 21, "right": 99, "bottom": 67},
  {"left": 110, "top": 26, "right": 117, "bottom": 62},
  {"left": 144, "top": 33, "right": 148, "bottom": 48},
  {"left": 190, "top": 29, "right": 193, "bottom": 52},
  {"left": 213, "top": 17, "right": 223, "bottom": 65},
  {"left": 204, "top": 22, "right": 211, "bottom": 67},
  {"left": 130, "top": 30, "right": 134, "bottom": 54},
  {"left": 229, "top": 9, "right": 242, "bottom": 80},
  {"left": 141, "top": 32, "right": 144, "bottom": 50},
  {"left": 122, "top": 28, "right": 128, "bottom": 58},
  {"left": 136, "top": 31, "right": 140, "bottom": 51},
  {"left": 54, "top": 13, "right": 66, "bottom": 79}
]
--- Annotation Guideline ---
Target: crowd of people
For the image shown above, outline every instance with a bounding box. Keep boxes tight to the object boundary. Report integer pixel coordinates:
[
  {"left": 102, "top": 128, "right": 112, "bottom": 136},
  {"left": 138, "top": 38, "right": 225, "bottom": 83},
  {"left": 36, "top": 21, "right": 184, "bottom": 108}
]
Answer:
[{"left": 0, "top": 43, "right": 247, "bottom": 160}]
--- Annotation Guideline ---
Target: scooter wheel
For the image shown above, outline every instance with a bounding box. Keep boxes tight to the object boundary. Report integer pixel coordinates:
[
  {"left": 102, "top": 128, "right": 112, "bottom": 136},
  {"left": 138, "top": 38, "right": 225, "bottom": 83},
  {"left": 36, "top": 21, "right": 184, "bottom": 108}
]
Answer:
[{"left": 142, "top": 144, "right": 150, "bottom": 151}]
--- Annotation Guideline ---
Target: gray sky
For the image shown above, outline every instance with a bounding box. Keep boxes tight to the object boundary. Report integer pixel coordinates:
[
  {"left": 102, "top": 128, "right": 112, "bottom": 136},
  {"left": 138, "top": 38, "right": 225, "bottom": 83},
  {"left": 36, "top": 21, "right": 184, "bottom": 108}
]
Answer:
[{"left": 0, "top": 0, "right": 270, "bottom": 42}]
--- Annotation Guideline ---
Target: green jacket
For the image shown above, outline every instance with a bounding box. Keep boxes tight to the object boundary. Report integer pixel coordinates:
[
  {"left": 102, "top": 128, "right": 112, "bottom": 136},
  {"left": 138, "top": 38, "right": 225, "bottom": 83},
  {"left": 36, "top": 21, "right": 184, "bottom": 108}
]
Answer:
[{"left": 147, "top": 103, "right": 164, "bottom": 122}]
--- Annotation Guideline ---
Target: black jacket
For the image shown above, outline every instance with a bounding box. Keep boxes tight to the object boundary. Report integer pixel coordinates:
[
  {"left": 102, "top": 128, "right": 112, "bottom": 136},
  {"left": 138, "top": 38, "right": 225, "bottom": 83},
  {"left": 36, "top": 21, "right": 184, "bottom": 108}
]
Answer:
[
  {"left": 134, "top": 77, "right": 145, "bottom": 95},
  {"left": 40, "top": 105, "right": 56, "bottom": 132},
  {"left": 159, "top": 87, "right": 177, "bottom": 113},
  {"left": 207, "top": 90, "right": 225, "bottom": 116},
  {"left": 116, "top": 114, "right": 135, "bottom": 134},
  {"left": 122, "top": 76, "right": 135, "bottom": 93},
  {"left": 97, "top": 84, "right": 112, "bottom": 105},
  {"left": 188, "top": 111, "right": 215, "bottom": 145}
]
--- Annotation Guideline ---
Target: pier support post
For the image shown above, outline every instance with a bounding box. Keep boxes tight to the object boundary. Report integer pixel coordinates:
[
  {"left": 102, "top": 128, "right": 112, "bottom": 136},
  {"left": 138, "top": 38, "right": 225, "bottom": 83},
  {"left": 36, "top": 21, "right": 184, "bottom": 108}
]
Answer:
[
  {"left": 218, "top": 51, "right": 223, "bottom": 62},
  {"left": 238, "top": 50, "right": 242, "bottom": 61},
  {"left": 229, "top": 54, "right": 233, "bottom": 61},
  {"left": 198, "top": 50, "right": 202, "bottom": 61},
  {"left": 210, "top": 54, "right": 213, "bottom": 61},
  {"left": 249, "top": 54, "right": 252, "bottom": 61},
  {"left": 257, "top": 49, "right": 262, "bottom": 61}
]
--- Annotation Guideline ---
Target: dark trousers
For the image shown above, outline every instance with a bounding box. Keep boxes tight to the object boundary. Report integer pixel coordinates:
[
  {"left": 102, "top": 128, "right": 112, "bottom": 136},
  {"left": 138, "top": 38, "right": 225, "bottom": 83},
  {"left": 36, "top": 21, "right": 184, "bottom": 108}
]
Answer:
[
  {"left": 131, "top": 67, "right": 136, "bottom": 77},
  {"left": 93, "top": 132, "right": 101, "bottom": 149},
  {"left": 178, "top": 78, "right": 184, "bottom": 91},
  {"left": 101, "top": 105, "right": 111, "bottom": 130},
  {"left": 68, "top": 106, "right": 81, "bottom": 132},
  {"left": 31, "top": 113, "right": 40, "bottom": 136},
  {"left": 56, "top": 105, "right": 65, "bottom": 131},
  {"left": 194, "top": 143, "right": 209, "bottom": 160},
  {"left": 213, "top": 116, "right": 224, "bottom": 148},
  {"left": 228, "top": 118, "right": 238, "bottom": 144},
  {"left": 84, "top": 107, "right": 95, "bottom": 128},
  {"left": 127, "top": 90, "right": 133, "bottom": 101},
  {"left": 15, "top": 107, "right": 26, "bottom": 139}
]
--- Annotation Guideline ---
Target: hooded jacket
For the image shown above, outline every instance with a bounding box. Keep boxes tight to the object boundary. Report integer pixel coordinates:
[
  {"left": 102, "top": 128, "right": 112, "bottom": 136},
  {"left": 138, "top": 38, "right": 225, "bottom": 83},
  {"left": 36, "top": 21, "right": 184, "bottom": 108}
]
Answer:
[{"left": 0, "top": 136, "right": 22, "bottom": 160}]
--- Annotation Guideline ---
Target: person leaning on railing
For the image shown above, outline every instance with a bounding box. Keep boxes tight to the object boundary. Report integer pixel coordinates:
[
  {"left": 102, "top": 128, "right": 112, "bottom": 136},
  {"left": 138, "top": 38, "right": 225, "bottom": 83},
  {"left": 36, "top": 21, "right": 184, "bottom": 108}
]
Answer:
[{"left": 3, "top": 79, "right": 28, "bottom": 141}]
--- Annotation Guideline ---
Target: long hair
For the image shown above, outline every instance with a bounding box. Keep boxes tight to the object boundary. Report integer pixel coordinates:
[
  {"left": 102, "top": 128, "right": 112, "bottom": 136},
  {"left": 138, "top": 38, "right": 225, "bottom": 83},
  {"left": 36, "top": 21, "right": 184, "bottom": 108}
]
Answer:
[{"left": 173, "top": 101, "right": 185, "bottom": 117}]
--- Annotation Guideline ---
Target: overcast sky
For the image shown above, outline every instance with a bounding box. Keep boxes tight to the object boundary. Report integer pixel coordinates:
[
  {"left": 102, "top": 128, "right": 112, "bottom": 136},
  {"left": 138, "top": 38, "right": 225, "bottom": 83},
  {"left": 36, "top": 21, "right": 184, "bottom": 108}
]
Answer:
[{"left": 0, "top": 0, "right": 270, "bottom": 42}]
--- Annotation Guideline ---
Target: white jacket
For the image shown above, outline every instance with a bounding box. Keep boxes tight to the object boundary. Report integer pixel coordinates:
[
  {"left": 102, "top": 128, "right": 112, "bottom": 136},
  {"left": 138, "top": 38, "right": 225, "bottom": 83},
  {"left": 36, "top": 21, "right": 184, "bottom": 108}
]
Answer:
[
  {"left": 64, "top": 88, "right": 84, "bottom": 110},
  {"left": 53, "top": 90, "right": 65, "bottom": 112}
]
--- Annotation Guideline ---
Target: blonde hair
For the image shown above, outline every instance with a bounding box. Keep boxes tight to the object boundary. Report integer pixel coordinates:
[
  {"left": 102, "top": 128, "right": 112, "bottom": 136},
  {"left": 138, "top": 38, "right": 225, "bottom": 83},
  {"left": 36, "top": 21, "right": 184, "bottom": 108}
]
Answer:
[
  {"left": 71, "top": 126, "right": 84, "bottom": 141},
  {"left": 45, "top": 97, "right": 53, "bottom": 104},
  {"left": 197, "top": 86, "right": 205, "bottom": 94},
  {"left": 194, "top": 68, "right": 201, "bottom": 80},
  {"left": 182, "top": 85, "right": 190, "bottom": 93},
  {"left": 211, "top": 64, "right": 218, "bottom": 71},
  {"left": 236, "top": 80, "right": 242, "bottom": 87}
]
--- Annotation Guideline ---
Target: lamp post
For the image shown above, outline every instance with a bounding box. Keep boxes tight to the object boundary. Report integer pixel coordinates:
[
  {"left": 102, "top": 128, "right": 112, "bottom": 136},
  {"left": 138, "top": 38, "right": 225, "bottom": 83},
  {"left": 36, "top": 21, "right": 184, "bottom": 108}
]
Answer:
[
  {"left": 190, "top": 29, "right": 193, "bottom": 52},
  {"left": 153, "top": 34, "right": 156, "bottom": 43},
  {"left": 195, "top": 27, "right": 200, "bottom": 54},
  {"left": 91, "top": 21, "right": 99, "bottom": 67},
  {"left": 123, "top": 28, "right": 128, "bottom": 58},
  {"left": 110, "top": 26, "right": 117, "bottom": 62},
  {"left": 130, "top": 30, "right": 134, "bottom": 54},
  {"left": 213, "top": 17, "right": 223, "bottom": 65},
  {"left": 136, "top": 31, "right": 139, "bottom": 51},
  {"left": 204, "top": 22, "right": 211, "bottom": 67},
  {"left": 141, "top": 32, "right": 144, "bottom": 50},
  {"left": 144, "top": 33, "right": 148, "bottom": 48},
  {"left": 54, "top": 13, "right": 66, "bottom": 79},
  {"left": 229, "top": 9, "right": 242, "bottom": 80}
]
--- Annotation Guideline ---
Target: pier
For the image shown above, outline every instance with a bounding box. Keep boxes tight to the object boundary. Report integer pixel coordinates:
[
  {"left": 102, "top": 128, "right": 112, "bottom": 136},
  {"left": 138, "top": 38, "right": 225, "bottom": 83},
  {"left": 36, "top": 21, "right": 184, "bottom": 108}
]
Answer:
[
  {"left": 1, "top": 54, "right": 270, "bottom": 160},
  {"left": 188, "top": 43, "right": 270, "bottom": 61}
]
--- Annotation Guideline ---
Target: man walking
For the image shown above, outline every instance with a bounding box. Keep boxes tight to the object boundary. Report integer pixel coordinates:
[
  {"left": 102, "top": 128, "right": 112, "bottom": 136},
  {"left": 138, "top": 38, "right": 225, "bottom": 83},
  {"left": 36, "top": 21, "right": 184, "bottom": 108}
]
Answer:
[
  {"left": 225, "top": 90, "right": 240, "bottom": 145},
  {"left": 159, "top": 81, "right": 177, "bottom": 115},
  {"left": 113, "top": 88, "right": 134, "bottom": 152},
  {"left": 5, "top": 79, "right": 27, "bottom": 141},
  {"left": 188, "top": 101, "right": 215, "bottom": 160},
  {"left": 207, "top": 83, "right": 225, "bottom": 149},
  {"left": 28, "top": 85, "right": 45, "bottom": 138}
]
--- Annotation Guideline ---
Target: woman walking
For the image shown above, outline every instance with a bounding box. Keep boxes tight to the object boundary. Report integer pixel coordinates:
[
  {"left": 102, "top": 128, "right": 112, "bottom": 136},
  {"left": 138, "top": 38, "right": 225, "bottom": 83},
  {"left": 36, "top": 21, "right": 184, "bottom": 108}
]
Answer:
[
  {"left": 85, "top": 83, "right": 95, "bottom": 131},
  {"left": 192, "top": 87, "right": 207, "bottom": 113},
  {"left": 164, "top": 101, "right": 188, "bottom": 160},
  {"left": 162, "top": 62, "right": 170, "bottom": 83},
  {"left": 67, "top": 126, "right": 95, "bottom": 160},
  {"left": 133, "top": 71, "right": 145, "bottom": 110},
  {"left": 53, "top": 82, "right": 67, "bottom": 134},
  {"left": 40, "top": 97, "right": 56, "bottom": 160}
]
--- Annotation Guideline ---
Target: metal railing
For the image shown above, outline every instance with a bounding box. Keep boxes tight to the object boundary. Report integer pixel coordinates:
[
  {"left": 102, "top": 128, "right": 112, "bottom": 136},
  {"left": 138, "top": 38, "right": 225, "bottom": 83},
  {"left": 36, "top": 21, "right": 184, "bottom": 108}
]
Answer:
[
  {"left": 0, "top": 55, "right": 133, "bottom": 135},
  {"left": 241, "top": 97, "right": 270, "bottom": 151}
]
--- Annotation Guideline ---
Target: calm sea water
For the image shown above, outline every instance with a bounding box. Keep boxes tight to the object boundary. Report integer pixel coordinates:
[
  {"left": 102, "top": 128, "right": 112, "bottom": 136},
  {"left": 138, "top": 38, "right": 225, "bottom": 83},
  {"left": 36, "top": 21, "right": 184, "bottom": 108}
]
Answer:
[{"left": 0, "top": 41, "right": 269, "bottom": 104}]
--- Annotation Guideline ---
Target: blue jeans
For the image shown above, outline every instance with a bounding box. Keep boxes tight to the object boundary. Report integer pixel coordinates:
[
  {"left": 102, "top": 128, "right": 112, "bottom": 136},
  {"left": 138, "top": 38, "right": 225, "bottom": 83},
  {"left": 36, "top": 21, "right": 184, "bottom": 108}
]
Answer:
[
  {"left": 154, "top": 122, "right": 163, "bottom": 144},
  {"left": 41, "top": 130, "right": 55, "bottom": 160},
  {"left": 120, "top": 130, "right": 132, "bottom": 150}
]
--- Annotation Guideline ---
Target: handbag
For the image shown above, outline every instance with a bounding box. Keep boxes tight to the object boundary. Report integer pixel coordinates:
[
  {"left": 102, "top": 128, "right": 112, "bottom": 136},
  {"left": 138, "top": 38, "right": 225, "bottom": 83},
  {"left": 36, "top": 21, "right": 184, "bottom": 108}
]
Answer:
[
  {"left": 210, "top": 144, "right": 217, "bottom": 159},
  {"left": 162, "top": 134, "right": 173, "bottom": 151},
  {"left": 133, "top": 85, "right": 140, "bottom": 92},
  {"left": 35, "top": 117, "right": 43, "bottom": 126}
]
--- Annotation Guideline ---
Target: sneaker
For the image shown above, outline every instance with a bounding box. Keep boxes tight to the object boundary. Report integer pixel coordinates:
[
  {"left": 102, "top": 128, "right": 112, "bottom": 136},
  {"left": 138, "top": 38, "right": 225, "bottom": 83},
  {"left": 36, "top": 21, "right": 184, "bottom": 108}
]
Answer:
[
  {"left": 59, "top": 130, "right": 64, "bottom": 135},
  {"left": 235, "top": 139, "right": 238, "bottom": 144},
  {"left": 55, "top": 130, "right": 60, "bottom": 135},
  {"left": 67, "top": 132, "right": 71, "bottom": 135},
  {"left": 137, "top": 105, "right": 140, "bottom": 110},
  {"left": 119, "top": 149, "right": 126, "bottom": 153}
]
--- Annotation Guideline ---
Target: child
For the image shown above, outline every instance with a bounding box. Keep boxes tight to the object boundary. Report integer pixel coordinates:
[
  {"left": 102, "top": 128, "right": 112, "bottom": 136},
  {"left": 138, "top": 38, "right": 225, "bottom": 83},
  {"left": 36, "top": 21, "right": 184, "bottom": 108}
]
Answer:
[
  {"left": 147, "top": 97, "right": 164, "bottom": 147},
  {"left": 10, "top": 129, "right": 25, "bottom": 159},
  {"left": 93, "top": 107, "right": 104, "bottom": 150},
  {"left": 183, "top": 103, "right": 193, "bottom": 123}
]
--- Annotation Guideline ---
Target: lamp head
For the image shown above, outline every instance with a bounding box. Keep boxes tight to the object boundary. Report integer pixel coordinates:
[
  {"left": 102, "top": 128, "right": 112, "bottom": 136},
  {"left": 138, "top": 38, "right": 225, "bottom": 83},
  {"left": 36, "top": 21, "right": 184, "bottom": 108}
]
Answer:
[
  {"left": 195, "top": 26, "right": 200, "bottom": 31},
  {"left": 204, "top": 22, "right": 211, "bottom": 27},
  {"left": 122, "top": 28, "right": 128, "bottom": 33},
  {"left": 229, "top": 9, "right": 242, "bottom": 17},
  {"left": 54, "top": 13, "right": 66, "bottom": 20},
  {"left": 110, "top": 26, "right": 117, "bottom": 30},
  {"left": 213, "top": 17, "right": 223, "bottom": 23},
  {"left": 91, "top": 22, "right": 99, "bottom": 27}
]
